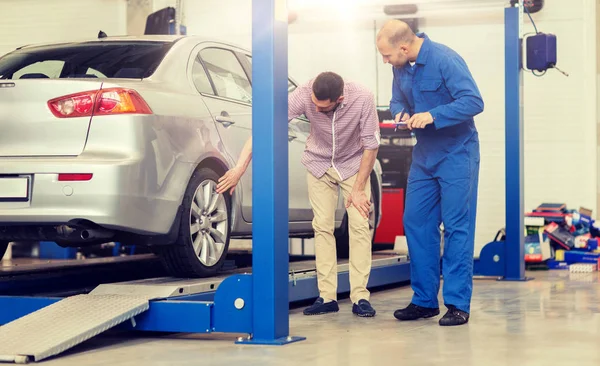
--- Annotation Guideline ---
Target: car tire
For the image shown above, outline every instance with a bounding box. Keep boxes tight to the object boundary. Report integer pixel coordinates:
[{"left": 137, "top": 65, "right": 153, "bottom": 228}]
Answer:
[
  {"left": 334, "top": 185, "right": 378, "bottom": 259},
  {"left": 0, "top": 241, "right": 8, "bottom": 260},
  {"left": 160, "top": 167, "right": 231, "bottom": 278}
]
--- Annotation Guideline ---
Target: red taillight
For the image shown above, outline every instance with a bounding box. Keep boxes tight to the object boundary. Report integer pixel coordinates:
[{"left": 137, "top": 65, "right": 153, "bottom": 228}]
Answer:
[
  {"left": 98, "top": 94, "right": 119, "bottom": 112},
  {"left": 95, "top": 88, "right": 153, "bottom": 115},
  {"left": 58, "top": 173, "right": 93, "bottom": 181},
  {"left": 48, "top": 88, "right": 152, "bottom": 118},
  {"left": 48, "top": 92, "right": 96, "bottom": 118}
]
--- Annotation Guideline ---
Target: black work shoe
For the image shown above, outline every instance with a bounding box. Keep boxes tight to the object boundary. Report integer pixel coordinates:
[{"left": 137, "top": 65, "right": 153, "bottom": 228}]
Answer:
[
  {"left": 303, "top": 297, "right": 339, "bottom": 316},
  {"left": 394, "top": 303, "right": 440, "bottom": 321},
  {"left": 439, "top": 306, "right": 469, "bottom": 326},
  {"left": 352, "top": 299, "right": 376, "bottom": 317}
]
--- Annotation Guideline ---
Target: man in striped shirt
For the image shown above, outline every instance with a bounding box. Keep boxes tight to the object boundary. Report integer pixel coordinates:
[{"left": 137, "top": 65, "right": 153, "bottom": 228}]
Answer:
[{"left": 217, "top": 72, "right": 381, "bottom": 317}]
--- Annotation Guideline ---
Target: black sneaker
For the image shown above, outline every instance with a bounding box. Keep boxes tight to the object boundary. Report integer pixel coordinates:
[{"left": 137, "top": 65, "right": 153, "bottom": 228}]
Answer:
[
  {"left": 439, "top": 306, "right": 469, "bottom": 326},
  {"left": 393, "top": 303, "right": 440, "bottom": 321},
  {"left": 303, "top": 297, "right": 339, "bottom": 316},
  {"left": 352, "top": 299, "right": 376, "bottom": 317}
]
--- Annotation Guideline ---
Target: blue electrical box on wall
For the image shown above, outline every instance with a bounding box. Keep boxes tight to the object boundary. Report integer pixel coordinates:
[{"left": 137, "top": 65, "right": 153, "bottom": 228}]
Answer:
[{"left": 526, "top": 33, "right": 557, "bottom": 72}]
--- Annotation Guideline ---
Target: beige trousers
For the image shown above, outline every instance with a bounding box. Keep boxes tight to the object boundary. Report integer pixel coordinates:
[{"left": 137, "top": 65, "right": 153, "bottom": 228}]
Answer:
[{"left": 307, "top": 167, "right": 372, "bottom": 304}]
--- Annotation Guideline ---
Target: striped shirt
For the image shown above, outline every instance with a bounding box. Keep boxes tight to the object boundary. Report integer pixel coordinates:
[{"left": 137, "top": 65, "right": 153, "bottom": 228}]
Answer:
[{"left": 288, "top": 79, "right": 381, "bottom": 181}]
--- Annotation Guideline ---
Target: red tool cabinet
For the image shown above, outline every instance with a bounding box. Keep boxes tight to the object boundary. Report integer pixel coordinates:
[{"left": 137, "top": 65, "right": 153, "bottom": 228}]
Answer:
[
  {"left": 373, "top": 108, "right": 414, "bottom": 246},
  {"left": 375, "top": 188, "right": 405, "bottom": 244}
]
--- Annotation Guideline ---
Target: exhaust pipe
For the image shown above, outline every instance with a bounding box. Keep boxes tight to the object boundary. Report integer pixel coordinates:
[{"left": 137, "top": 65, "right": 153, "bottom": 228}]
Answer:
[
  {"left": 56, "top": 225, "right": 114, "bottom": 242},
  {"left": 80, "top": 229, "right": 113, "bottom": 240}
]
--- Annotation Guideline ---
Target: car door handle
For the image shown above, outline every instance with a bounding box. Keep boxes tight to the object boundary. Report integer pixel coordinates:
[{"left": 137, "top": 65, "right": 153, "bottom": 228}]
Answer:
[{"left": 215, "top": 115, "right": 235, "bottom": 127}]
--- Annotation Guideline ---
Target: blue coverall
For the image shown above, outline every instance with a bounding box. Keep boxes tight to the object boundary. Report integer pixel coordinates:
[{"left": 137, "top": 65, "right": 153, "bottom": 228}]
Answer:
[{"left": 390, "top": 34, "right": 484, "bottom": 314}]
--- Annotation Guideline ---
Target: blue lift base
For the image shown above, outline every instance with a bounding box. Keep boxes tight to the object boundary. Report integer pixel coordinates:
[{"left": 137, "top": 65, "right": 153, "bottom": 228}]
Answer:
[{"left": 473, "top": 240, "right": 534, "bottom": 281}]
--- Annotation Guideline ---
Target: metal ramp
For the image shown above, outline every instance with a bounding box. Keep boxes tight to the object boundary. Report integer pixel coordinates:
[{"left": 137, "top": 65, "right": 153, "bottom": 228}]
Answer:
[
  {"left": 90, "top": 274, "right": 231, "bottom": 299},
  {"left": 0, "top": 294, "right": 150, "bottom": 363}
]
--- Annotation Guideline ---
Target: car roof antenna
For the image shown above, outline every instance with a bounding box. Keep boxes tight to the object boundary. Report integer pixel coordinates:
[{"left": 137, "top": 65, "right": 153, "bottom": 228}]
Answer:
[{"left": 98, "top": 30, "right": 108, "bottom": 39}]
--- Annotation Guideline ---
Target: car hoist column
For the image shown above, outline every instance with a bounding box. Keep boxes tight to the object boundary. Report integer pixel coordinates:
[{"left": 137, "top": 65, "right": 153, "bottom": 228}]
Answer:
[
  {"left": 241, "top": 0, "right": 305, "bottom": 344},
  {"left": 503, "top": 2, "right": 529, "bottom": 281},
  {"left": 471, "top": 2, "right": 532, "bottom": 279}
]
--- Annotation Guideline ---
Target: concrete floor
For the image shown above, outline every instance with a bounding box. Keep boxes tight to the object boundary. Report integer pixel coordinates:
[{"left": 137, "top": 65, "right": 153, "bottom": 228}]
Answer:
[{"left": 43, "top": 270, "right": 600, "bottom": 366}]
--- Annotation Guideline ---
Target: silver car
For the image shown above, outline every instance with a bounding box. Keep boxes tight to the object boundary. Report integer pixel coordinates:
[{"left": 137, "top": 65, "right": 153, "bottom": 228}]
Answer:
[{"left": 0, "top": 35, "right": 383, "bottom": 277}]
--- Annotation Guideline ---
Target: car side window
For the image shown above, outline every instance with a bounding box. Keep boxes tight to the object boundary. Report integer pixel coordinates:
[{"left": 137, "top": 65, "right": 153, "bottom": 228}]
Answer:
[
  {"left": 200, "top": 48, "right": 252, "bottom": 104},
  {"left": 192, "top": 54, "right": 214, "bottom": 95}
]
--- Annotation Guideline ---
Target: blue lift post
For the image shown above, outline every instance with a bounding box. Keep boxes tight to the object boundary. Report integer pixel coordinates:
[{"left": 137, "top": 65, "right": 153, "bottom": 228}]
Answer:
[
  {"left": 240, "top": 0, "right": 305, "bottom": 345},
  {"left": 503, "top": 2, "right": 529, "bottom": 281},
  {"left": 473, "top": 2, "right": 530, "bottom": 280}
]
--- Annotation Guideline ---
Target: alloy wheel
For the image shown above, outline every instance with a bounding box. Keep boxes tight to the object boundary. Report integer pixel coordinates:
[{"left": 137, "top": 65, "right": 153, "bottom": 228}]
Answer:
[{"left": 189, "top": 180, "right": 229, "bottom": 267}]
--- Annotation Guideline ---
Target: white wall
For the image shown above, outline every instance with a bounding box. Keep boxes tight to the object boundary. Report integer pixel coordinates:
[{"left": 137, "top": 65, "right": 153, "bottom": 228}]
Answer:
[
  {"left": 159, "top": 0, "right": 377, "bottom": 88},
  {"left": 0, "top": 0, "right": 127, "bottom": 57},
  {"left": 167, "top": 0, "right": 252, "bottom": 47},
  {"left": 178, "top": 0, "right": 598, "bottom": 256},
  {"left": 128, "top": 0, "right": 153, "bottom": 36}
]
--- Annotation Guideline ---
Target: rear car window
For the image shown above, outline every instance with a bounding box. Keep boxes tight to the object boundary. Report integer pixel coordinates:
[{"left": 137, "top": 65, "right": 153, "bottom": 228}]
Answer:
[{"left": 0, "top": 41, "right": 173, "bottom": 80}]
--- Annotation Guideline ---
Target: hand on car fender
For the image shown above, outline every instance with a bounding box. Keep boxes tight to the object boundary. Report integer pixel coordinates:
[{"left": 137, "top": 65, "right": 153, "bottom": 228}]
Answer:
[
  {"left": 346, "top": 189, "right": 371, "bottom": 219},
  {"left": 217, "top": 167, "right": 244, "bottom": 195},
  {"left": 405, "top": 112, "right": 433, "bottom": 130}
]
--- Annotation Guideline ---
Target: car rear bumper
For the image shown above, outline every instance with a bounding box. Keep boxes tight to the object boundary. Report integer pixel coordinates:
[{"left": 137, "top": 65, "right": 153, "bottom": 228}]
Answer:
[{"left": 0, "top": 156, "right": 181, "bottom": 236}]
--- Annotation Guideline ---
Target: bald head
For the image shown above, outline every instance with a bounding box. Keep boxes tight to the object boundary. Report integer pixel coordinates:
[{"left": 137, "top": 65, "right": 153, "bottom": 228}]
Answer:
[
  {"left": 376, "top": 20, "right": 422, "bottom": 68},
  {"left": 377, "top": 20, "right": 416, "bottom": 48}
]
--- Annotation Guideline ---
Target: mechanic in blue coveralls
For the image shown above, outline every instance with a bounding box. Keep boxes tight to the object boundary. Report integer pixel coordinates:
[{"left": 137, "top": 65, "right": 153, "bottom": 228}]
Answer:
[{"left": 376, "top": 20, "right": 484, "bottom": 326}]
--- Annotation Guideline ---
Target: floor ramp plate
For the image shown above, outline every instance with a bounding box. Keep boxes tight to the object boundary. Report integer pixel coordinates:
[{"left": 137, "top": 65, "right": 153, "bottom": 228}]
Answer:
[{"left": 0, "top": 294, "right": 149, "bottom": 363}]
